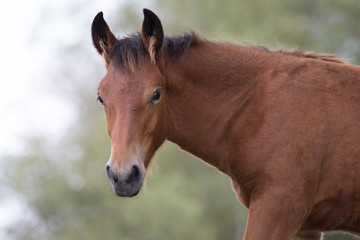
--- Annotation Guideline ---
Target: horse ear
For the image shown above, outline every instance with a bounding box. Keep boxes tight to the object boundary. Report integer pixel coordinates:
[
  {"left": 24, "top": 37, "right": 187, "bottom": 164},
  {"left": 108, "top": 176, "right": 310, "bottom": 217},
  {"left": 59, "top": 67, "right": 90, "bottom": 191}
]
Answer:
[
  {"left": 91, "top": 12, "right": 117, "bottom": 65},
  {"left": 141, "top": 9, "right": 164, "bottom": 64}
]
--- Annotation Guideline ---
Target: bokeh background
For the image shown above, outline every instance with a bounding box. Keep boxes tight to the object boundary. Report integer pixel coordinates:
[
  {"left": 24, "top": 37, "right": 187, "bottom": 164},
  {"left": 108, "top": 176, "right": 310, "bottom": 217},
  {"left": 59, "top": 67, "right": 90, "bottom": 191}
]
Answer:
[{"left": 1, "top": 0, "right": 360, "bottom": 239}]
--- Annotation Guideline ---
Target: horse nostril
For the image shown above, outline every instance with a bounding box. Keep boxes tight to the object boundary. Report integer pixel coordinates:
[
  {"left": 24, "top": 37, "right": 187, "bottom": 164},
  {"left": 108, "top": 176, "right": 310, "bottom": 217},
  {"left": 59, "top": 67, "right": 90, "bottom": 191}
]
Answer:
[
  {"left": 106, "top": 164, "right": 119, "bottom": 184},
  {"left": 113, "top": 175, "right": 119, "bottom": 183},
  {"left": 126, "top": 165, "right": 140, "bottom": 184}
]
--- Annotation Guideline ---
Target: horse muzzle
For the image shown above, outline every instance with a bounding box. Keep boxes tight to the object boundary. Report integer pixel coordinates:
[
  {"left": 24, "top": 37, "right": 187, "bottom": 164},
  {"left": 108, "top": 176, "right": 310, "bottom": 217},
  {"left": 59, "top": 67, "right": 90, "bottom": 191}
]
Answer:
[{"left": 105, "top": 163, "right": 144, "bottom": 197}]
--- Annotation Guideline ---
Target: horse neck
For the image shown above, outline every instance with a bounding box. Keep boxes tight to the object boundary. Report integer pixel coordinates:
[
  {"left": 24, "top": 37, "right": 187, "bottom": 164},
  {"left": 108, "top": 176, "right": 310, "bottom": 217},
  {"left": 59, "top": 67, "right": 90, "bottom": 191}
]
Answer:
[{"left": 164, "top": 42, "right": 269, "bottom": 173}]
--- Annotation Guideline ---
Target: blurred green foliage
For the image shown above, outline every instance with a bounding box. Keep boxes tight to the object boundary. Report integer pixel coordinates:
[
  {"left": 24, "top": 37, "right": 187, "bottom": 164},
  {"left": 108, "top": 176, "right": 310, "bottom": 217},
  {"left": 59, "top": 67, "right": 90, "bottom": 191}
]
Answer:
[{"left": 2, "top": 0, "right": 360, "bottom": 239}]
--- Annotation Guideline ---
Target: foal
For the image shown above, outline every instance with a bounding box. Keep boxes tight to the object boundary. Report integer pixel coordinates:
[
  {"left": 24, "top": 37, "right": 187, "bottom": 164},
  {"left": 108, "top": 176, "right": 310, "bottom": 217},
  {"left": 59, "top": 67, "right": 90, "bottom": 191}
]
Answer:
[{"left": 91, "top": 9, "right": 360, "bottom": 240}]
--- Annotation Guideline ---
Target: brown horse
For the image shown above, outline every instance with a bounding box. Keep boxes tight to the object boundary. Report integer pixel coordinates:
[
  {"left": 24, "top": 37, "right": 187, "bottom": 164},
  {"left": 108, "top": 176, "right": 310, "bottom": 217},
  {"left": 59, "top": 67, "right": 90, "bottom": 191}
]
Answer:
[{"left": 91, "top": 9, "right": 360, "bottom": 240}]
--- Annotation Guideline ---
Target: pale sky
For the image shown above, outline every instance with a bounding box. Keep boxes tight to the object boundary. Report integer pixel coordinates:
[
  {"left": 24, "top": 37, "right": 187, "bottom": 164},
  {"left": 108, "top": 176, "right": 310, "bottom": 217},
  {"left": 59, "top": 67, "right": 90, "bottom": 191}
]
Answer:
[{"left": 1, "top": 0, "right": 81, "bottom": 155}]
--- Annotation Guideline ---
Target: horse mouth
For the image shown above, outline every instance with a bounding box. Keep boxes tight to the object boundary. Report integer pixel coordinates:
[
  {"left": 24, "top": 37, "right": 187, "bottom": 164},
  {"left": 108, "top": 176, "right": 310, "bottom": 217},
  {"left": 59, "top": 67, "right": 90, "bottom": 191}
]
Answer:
[{"left": 115, "top": 188, "right": 141, "bottom": 197}]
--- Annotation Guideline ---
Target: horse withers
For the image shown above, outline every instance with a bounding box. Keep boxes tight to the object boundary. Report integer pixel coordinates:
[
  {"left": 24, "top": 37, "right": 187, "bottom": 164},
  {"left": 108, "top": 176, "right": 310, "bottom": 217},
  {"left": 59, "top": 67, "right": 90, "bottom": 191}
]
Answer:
[{"left": 91, "top": 9, "right": 360, "bottom": 240}]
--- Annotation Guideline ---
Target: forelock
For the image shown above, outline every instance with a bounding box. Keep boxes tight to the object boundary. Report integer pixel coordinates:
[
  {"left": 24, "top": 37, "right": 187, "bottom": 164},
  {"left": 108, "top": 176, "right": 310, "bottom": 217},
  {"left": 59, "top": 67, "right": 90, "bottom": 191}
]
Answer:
[{"left": 110, "top": 32, "right": 202, "bottom": 71}]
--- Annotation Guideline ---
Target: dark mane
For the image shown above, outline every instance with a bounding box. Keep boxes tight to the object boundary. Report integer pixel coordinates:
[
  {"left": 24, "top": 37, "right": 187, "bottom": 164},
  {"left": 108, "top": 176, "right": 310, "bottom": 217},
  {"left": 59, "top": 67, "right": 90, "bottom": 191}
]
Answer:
[
  {"left": 163, "top": 31, "right": 201, "bottom": 59},
  {"left": 111, "top": 32, "right": 201, "bottom": 70},
  {"left": 110, "top": 32, "right": 345, "bottom": 71}
]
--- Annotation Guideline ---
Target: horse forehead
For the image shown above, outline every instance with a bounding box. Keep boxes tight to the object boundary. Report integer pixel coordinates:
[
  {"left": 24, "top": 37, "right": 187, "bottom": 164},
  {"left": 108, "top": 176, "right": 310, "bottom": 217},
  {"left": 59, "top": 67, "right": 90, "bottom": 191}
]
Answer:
[
  {"left": 99, "top": 61, "right": 160, "bottom": 94},
  {"left": 107, "top": 81, "right": 141, "bottom": 98},
  {"left": 100, "top": 69, "right": 141, "bottom": 93}
]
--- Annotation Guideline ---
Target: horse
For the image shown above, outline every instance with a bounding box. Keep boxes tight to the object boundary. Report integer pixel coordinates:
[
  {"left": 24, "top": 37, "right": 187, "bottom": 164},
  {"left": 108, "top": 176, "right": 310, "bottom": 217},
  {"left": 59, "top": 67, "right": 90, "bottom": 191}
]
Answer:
[{"left": 91, "top": 8, "right": 360, "bottom": 240}]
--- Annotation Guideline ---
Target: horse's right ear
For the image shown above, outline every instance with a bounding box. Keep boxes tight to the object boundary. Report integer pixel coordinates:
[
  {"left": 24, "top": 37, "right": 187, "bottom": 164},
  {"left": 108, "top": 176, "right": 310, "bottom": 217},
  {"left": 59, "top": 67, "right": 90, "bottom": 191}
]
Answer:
[{"left": 91, "top": 12, "right": 117, "bottom": 65}]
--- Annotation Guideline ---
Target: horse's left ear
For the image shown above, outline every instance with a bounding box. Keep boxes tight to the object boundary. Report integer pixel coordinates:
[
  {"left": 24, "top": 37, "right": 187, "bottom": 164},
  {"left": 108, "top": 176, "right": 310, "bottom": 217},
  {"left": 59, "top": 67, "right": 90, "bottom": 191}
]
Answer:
[
  {"left": 141, "top": 9, "right": 164, "bottom": 64},
  {"left": 91, "top": 12, "right": 117, "bottom": 65}
]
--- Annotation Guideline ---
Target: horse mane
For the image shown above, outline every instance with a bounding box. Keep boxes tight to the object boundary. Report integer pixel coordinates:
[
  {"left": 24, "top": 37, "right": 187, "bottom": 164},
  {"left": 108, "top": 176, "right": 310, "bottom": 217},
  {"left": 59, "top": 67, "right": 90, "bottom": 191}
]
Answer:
[
  {"left": 110, "top": 31, "right": 202, "bottom": 70},
  {"left": 275, "top": 49, "right": 346, "bottom": 64},
  {"left": 250, "top": 45, "right": 346, "bottom": 64},
  {"left": 110, "top": 32, "right": 345, "bottom": 71}
]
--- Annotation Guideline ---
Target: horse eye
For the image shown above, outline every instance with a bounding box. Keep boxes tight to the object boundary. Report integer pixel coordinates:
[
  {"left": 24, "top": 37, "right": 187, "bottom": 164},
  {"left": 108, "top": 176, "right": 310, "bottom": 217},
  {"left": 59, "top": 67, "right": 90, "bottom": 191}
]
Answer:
[
  {"left": 151, "top": 90, "right": 162, "bottom": 103},
  {"left": 97, "top": 95, "right": 104, "bottom": 106}
]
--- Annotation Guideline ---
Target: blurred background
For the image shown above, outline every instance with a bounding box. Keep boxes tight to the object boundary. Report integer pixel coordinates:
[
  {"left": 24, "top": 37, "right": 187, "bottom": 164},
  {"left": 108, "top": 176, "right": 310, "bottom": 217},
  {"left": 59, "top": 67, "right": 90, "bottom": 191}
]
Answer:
[{"left": 1, "top": 0, "right": 360, "bottom": 239}]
